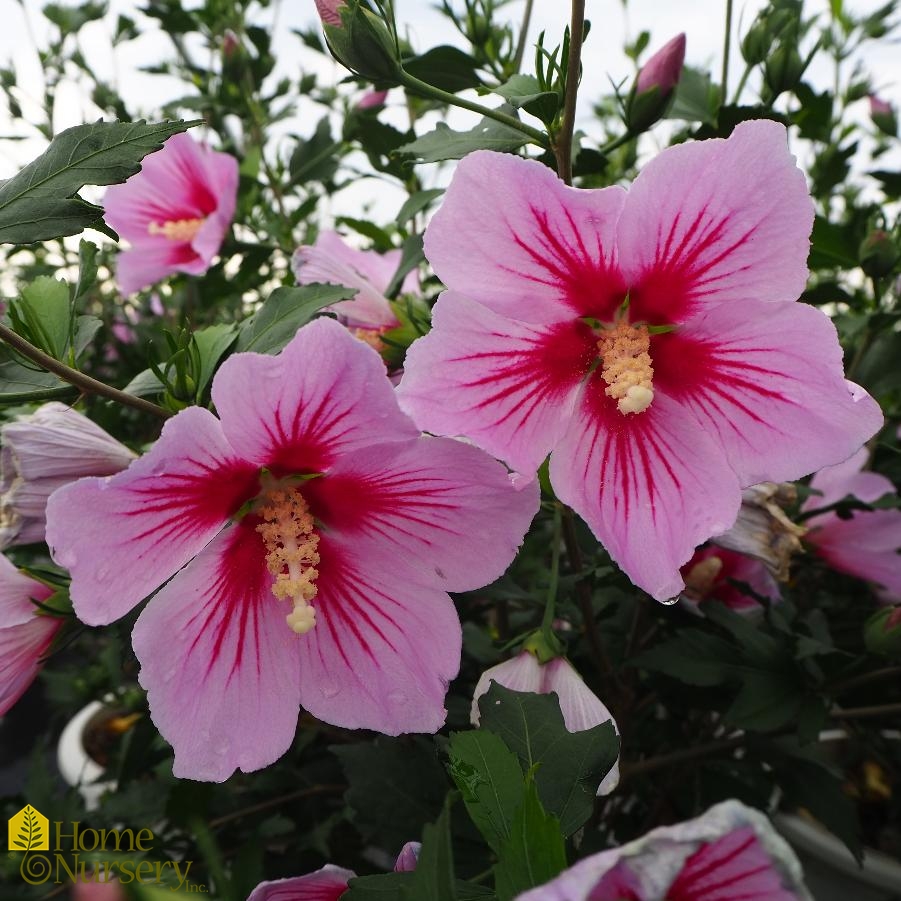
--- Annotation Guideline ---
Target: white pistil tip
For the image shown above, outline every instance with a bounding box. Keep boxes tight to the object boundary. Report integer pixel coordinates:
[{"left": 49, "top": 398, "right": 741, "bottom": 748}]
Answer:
[
  {"left": 617, "top": 385, "right": 654, "bottom": 415},
  {"left": 287, "top": 605, "right": 317, "bottom": 634}
]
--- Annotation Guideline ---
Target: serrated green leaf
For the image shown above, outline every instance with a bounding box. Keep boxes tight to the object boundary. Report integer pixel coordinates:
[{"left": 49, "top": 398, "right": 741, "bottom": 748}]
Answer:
[
  {"left": 122, "top": 367, "right": 167, "bottom": 399},
  {"left": 396, "top": 189, "right": 444, "bottom": 226},
  {"left": 396, "top": 113, "right": 529, "bottom": 164},
  {"left": 492, "top": 75, "right": 559, "bottom": 124},
  {"left": 408, "top": 794, "right": 458, "bottom": 901},
  {"left": 0, "top": 118, "right": 198, "bottom": 244},
  {"left": 74, "top": 315, "right": 102, "bottom": 361},
  {"left": 345, "top": 872, "right": 415, "bottom": 900},
  {"left": 404, "top": 46, "right": 482, "bottom": 94},
  {"left": 236, "top": 284, "right": 354, "bottom": 354},
  {"left": 71, "top": 239, "right": 99, "bottom": 305},
  {"left": 448, "top": 730, "right": 524, "bottom": 853},
  {"left": 192, "top": 323, "right": 237, "bottom": 398},
  {"left": 478, "top": 685, "right": 618, "bottom": 837},
  {"left": 12, "top": 276, "right": 71, "bottom": 359},
  {"left": 0, "top": 347, "right": 73, "bottom": 404},
  {"left": 493, "top": 778, "right": 566, "bottom": 901}
]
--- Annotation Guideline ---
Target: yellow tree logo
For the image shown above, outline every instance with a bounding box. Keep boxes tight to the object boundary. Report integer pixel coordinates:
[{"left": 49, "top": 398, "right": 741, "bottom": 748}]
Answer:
[{"left": 8, "top": 805, "right": 49, "bottom": 852}]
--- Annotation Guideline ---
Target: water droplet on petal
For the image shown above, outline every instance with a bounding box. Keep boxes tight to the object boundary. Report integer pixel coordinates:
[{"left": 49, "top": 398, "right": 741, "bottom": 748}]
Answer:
[
  {"left": 320, "top": 683, "right": 339, "bottom": 699},
  {"left": 660, "top": 594, "right": 682, "bottom": 606}
]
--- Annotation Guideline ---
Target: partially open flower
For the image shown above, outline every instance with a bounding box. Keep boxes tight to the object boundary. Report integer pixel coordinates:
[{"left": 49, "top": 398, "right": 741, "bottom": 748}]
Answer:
[
  {"left": 711, "top": 483, "right": 805, "bottom": 581},
  {"left": 0, "top": 403, "right": 135, "bottom": 549},
  {"left": 0, "top": 554, "right": 60, "bottom": 716},
  {"left": 471, "top": 651, "right": 620, "bottom": 794},
  {"left": 516, "top": 800, "right": 812, "bottom": 900},
  {"left": 103, "top": 133, "right": 238, "bottom": 296}
]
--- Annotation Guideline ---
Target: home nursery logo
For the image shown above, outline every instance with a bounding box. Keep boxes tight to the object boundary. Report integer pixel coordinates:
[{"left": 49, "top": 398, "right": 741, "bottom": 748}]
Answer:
[{"left": 7, "top": 804, "right": 204, "bottom": 892}]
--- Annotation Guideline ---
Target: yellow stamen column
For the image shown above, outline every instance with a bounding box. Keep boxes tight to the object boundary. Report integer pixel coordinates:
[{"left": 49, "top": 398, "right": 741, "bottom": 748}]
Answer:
[
  {"left": 597, "top": 320, "right": 655, "bottom": 415},
  {"left": 256, "top": 488, "right": 320, "bottom": 634}
]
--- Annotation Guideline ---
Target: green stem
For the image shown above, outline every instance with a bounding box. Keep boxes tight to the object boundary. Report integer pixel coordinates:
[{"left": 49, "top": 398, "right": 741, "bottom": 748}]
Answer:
[
  {"left": 721, "top": 0, "right": 734, "bottom": 98},
  {"left": 512, "top": 0, "right": 535, "bottom": 74},
  {"left": 540, "top": 503, "right": 563, "bottom": 635},
  {"left": 732, "top": 62, "right": 753, "bottom": 103},
  {"left": 553, "top": 0, "right": 586, "bottom": 184},
  {"left": 0, "top": 323, "right": 171, "bottom": 419},
  {"left": 398, "top": 70, "right": 549, "bottom": 148},
  {"left": 598, "top": 130, "right": 636, "bottom": 156}
]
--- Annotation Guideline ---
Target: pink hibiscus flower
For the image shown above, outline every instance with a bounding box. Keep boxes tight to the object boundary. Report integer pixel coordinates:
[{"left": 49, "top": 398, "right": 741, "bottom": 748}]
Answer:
[
  {"left": 516, "top": 800, "right": 811, "bottom": 900},
  {"left": 103, "top": 132, "right": 238, "bottom": 296},
  {"left": 45, "top": 319, "right": 537, "bottom": 781},
  {"left": 291, "top": 230, "right": 419, "bottom": 336},
  {"left": 0, "top": 553, "right": 60, "bottom": 715},
  {"left": 681, "top": 546, "right": 780, "bottom": 613},
  {"left": 398, "top": 120, "right": 882, "bottom": 601},
  {"left": 802, "top": 447, "right": 901, "bottom": 600}
]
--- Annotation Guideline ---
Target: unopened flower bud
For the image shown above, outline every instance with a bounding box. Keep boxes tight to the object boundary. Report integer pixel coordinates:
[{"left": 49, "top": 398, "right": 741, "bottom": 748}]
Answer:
[
  {"left": 864, "top": 606, "right": 901, "bottom": 656},
  {"left": 356, "top": 89, "right": 388, "bottom": 110},
  {"left": 869, "top": 94, "right": 898, "bottom": 137},
  {"left": 315, "top": 0, "right": 345, "bottom": 27},
  {"left": 222, "top": 29, "right": 241, "bottom": 58},
  {"left": 763, "top": 45, "right": 804, "bottom": 98},
  {"left": 321, "top": 2, "right": 401, "bottom": 83},
  {"left": 859, "top": 229, "right": 900, "bottom": 279},
  {"left": 741, "top": 21, "right": 769, "bottom": 65},
  {"left": 625, "top": 34, "right": 686, "bottom": 134}
]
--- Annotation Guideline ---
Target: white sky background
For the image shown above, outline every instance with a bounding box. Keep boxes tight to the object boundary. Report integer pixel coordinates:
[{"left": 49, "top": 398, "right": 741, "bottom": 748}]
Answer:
[{"left": 0, "top": 0, "right": 899, "bottom": 226}]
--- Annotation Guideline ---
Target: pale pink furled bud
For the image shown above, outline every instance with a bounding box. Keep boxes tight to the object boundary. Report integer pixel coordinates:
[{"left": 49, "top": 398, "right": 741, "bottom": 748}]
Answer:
[
  {"left": 222, "top": 29, "right": 241, "bottom": 57},
  {"left": 357, "top": 89, "right": 389, "bottom": 110},
  {"left": 315, "top": 0, "right": 345, "bottom": 27},
  {"left": 0, "top": 553, "right": 60, "bottom": 716},
  {"left": 471, "top": 651, "right": 621, "bottom": 795},
  {"left": 394, "top": 841, "right": 421, "bottom": 872},
  {"left": 712, "top": 482, "right": 805, "bottom": 581},
  {"left": 0, "top": 403, "right": 135, "bottom": 549},
  {"left": 635, "top": 33, "right": 686, "bottom": 96},
  {"left": 869, "top": 93, "right": 898, "bottom": 136}
]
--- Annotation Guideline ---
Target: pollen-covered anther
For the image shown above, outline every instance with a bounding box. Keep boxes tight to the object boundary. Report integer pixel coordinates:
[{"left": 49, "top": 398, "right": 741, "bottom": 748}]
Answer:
[
  {"left": 684, "top": 555, "right": 724, "bottom": 598},
  {"left": 147, "top": 217, "right": 206, "bottom": 242},
  {"left": 597, "top": 320, "right": 655, "bottom": 415},
  {"left": 350, "top": 326, "right": 389, "bottom": 352},
  {"left": 255, "top": 487, "right": 320, "bottom": 635}
]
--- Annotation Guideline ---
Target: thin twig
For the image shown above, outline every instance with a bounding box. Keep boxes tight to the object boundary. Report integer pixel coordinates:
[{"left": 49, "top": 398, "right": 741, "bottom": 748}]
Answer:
[
  {"left": 208, "top": 784, "right": 344, "bottom": 829},
  {"left": 0, "top": 323, "right": 171, "bottom": 419},
  {"left": 512, "top": 0, "right": 535, "bottom": 74},
  {"left": 828, "top": 666, "right": 901, "bottom": 696},
  {"left": 553, "top": 0, "right": 586, "bottom": 184},
  {"left": 721, "top": 0, "right": 734, "bottom": 98}
]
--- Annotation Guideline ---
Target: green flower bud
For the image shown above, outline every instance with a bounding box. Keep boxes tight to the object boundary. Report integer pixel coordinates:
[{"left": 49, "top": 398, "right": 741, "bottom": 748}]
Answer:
[
  {"left": 323, "top": 3, "right": 401, "bottom": 84},
  {"left": 763, "top": 44, "right": 804, "bottom": 98},
  {"left": 864, "top": 606, "right": 901, "bottom": 656},
  {"left": 859, "top": 229, "right": 900, "bottom": 279},
  {"left": 741, "top": 22, "right": 769, "bottom": 65}
]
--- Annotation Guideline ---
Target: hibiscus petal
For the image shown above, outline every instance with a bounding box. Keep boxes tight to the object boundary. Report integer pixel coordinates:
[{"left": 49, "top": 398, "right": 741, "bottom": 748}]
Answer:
[
  {"left": 587, "top": 861, "right": 642, "bottom": 900},
  {"left": 0, "top": 553, "right": 54, "bottom": 628},
  {"left": 805, "top": 447, "right": 894, "bottom": 511},
  {"left": 654, "top": 301, "right": 884, "bottom": 486},
  {"left": 0, "top": 615, "right": 61, "bottom": 715},
  {"left": 305, "top": 433, "right": 537, "bottom": 592},
  {"left": 398, "top": 292, "right": 593, "bottom": 475},
  {"left": 295, "top": 535, "right": 461, "bottom": 734},
  {"left": 667, "top": 826, "right": 800, "bottom": 901},
  {"left": 247, "top": 865, "right": 354, "bottom": 901},
  {"left": 212, "top": 318, "right": 419, "bottom": 473},
  {"left": 46, "top": 406, "right": 259, "bottom": 626},
  {"left": 132, "top": 520, "right": 302, "bottom": 782},
  {"left": 550, "top": 383, "right": 741, "bottom": 601},
  {"left": 423, "top": 151, "right": 626, "bottom": 323},
  {"left": 115, "top": 240, "right": 209, "bottom": 295},
  {"left": 618, "top": 120, "right": 813, "bottom": 323}
]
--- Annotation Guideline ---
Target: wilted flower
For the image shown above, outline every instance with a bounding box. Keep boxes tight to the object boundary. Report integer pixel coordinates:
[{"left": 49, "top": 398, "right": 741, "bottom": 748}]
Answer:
[
  {"left": 471, "top": 651, "right": 620, "bottom": 794},
  {"left": 103, "top": 132, "right": 239, "bottom": 296},
  {"left": 399, "top": 120, "right": 882, "bottom": 601},
  {"left": 0, "top": 553, "right": 60, "bottom": 716},
  {"left": 711, "top": 483, "right": 805, "bottom": 580},
  {"left": 46, "top": 319, "right": 537, "bottom": 781},
  {"left": 0, "top": 403, "right": 135, "bottom": 549},
  {"left": 803, "top": 447, "right": 901, "bottom": 600},
  {"left": 516, "top": 800, "right": 812, "bottom": 900},
  {"left": 627, "top": 34, "right": 686, "bottom": 133},
  {"left": 681, "top": 546, "right": 780, "bottom": 613},
  {"left": 292, "top": 230, "right": 418, "bottom": 336}
]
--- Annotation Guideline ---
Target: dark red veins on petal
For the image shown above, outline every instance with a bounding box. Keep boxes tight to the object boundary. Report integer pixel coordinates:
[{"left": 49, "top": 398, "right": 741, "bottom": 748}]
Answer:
[{"left": 506, "top": 204, "right": 626, "bottom": 320}]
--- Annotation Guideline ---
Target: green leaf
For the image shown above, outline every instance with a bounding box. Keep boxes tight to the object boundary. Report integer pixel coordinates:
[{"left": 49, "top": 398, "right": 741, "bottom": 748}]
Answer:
[
  {"left": 808, "top": 216, "right": 858, "bottom": 270},
  {"left": 73, "top": 315, "right": 102, "bottom": 361},
  {"left": 724, "top": 670, "right": 804, "bottom": 731},
  {"left": 384, "top": 234, "right": 424, "bottom": 299},
  {"left": 123, "top": 367, "right": 167, "bottom": 399},
  {"left": 71, "top": 239, "right": 99, "bottom": 305},
  {"left": 11, "top": 276, "right": 71, "bottom": 359},
  {"left": 408, "top": 794, "right": 458, "bottom": 901},
  {"left": 192, "top": 323, "right": 237, "bottom": 398},
  {"left": 492, "top": 75, "right": 559, "bottom": 124},
  {"left": 235, "top": 284, "right": 355, "bottom": 354},
  {"left": 665, "top": 66, "right": 720, "bottom": 125},
  {"left": 448, "top": 730, "right": 524, "bottom": 853},
  {"left": 493, "top": 778, "right": 567, "bottom": 901},
  {"left": 396, "top": 189, "right": 444, "bottom": 226},
  {"left": 0, "top": 118, "right": 198, "bottom": 244},
  {"left": 631, "top": 629, "right": 738, "bottom": 686},
  {"left": 404, "top": 46, "right": 482, "bottom": 94},
  {"left": 397, "top": 113, "right": 529, "bottom": 164},
  {"left": 477, "top": 685, "right": 618, "bottom": 837},
  {"left": 345, "top": 873, "right": 415, "bottom": 900}
]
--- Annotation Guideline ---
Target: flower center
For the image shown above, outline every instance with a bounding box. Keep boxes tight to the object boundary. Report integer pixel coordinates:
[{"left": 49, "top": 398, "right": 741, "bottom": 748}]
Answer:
[
  {"left": 596, "top": 319, "right": 655, "bottom": 415},
  {"left": 147, "top": 218, "right": 205, "bottom": 242},
  {"left": 350, "top": 325, "right": 389, "bottom": 352},
  {"left": 255, "top": 485, "right": 320, "bottom": 635},
  {"left": 684, "top": 555, "right": 723, "bottom": 598}
]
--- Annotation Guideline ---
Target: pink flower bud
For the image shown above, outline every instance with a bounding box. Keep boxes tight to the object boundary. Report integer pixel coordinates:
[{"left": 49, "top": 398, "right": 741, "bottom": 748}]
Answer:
[
  {"left": 315, "top": 0, "right": 345, "bottom": 27},
  {"left": 357, "top": 89, "right": 388, "bottom": 110},
  {"left": 222, "top": 29, "right": 241, "bottom": 58},
  {"left": 635, "top": 33, "right": 686, "bottom": 97},
  {"left": 394, "top": 841, "right": 421, "bottom": 872},
  {"left": 869, "top": 94, "right": 898, "bottom": 137}
]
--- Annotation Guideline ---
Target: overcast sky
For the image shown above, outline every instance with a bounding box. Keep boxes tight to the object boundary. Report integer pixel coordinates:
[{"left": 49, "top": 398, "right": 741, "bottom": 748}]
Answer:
[{"left": 0, "top": 0, "right": 898, "bottom": 221}]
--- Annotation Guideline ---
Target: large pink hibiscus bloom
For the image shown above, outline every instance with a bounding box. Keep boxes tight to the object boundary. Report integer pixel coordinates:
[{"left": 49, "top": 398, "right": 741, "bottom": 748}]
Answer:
[
  {"left": 398, "top": 121, "right": 882, "bottom": 600},
  {"left": 45, "top": 319, "right": 537, "bottom": 781},
  {"left": 104, "top": 132, "right": 238, "bottom": 296}
]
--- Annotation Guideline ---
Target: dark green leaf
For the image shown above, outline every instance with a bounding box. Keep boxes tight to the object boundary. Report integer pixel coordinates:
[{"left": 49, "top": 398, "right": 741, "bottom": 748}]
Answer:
[
  {"left": 408, "top": 794, "right": 458, "bottom": 901},
  {"left": 397, "top": 113, "right": 529, "bottom": 164},
  {"left": 385, "top": 234, "right": 424, "bottom": 298},
  {"left": 404, "top": 46, "right": 482, "bottom": 94},
  {"left": 396, "top": 189, "right": 444, "bottom": 226},
  {"left": 448, "top": 730, "right": 524, "bottom": 853},
  {"left": 666, "top": 66, "right": 720, "bottom": 125},
  {"left": 808, "top": 216, "right": 858, "bottom": 269},
  {"left": 192, "top": 323, "right": 237, "bottom": 398},
  {"left": 345, "top": 873, "right": 415, "bottom": 900},
  {"left": 0, "top": 119, "right": 197, "bottom": 244},
  {"left": 492, "top": 75, "right": 559, "bottom": 124},
  {"left": 71, "top": 239, "right": 99, "bottom": 305},
  {"left": 631, "top": 629, "right": 737, "bottom": 686},
  {"left": 493, "top": 778, "right": 567, "bottom": 901},
  {"left": 236, "top": 284, "right": 354, "bottom": 354},
  {"left": 477, "top": 685, "right": 618, "bottom": 837},
  {"left": 11, "top": 276, "right": 70, "bottom": 359}
]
